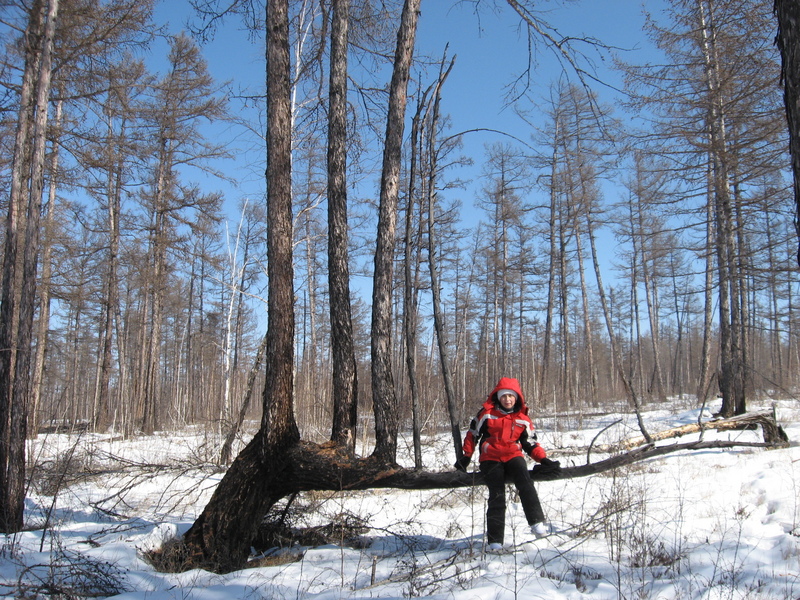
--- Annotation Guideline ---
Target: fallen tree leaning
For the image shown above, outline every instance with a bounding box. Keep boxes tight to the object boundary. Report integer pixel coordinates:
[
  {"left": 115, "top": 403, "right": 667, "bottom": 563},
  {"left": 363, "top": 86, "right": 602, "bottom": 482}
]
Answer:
[{"left": 167, "top": 409, "right": 789, "bottom": 572}]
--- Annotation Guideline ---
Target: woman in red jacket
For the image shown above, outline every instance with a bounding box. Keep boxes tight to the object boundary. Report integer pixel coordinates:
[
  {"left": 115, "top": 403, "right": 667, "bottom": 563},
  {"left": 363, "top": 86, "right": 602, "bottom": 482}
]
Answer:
[{"left": 455, "top": 376, "right": 551, "bottom": 551}]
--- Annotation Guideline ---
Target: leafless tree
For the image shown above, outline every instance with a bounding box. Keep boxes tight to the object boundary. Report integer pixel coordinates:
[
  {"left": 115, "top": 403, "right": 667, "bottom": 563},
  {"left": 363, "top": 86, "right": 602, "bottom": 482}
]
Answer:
[
  {"left": 774, "top": 0, "right": 800, "bottom": 265},
  {"left": 0, "top": 0, "right": 58, "bottom": 534},
  {"left": 371, "top": 0, "right": 421, "bottom": 464},
  {"left": 327, "top": 0, "right": 358, "bottom": 450}
]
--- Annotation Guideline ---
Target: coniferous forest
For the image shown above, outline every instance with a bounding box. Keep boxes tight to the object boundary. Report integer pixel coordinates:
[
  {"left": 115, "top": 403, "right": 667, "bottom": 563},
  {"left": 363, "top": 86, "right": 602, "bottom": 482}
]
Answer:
[{"left": 0, "top": 0, "right": 798, "bottom": 560}]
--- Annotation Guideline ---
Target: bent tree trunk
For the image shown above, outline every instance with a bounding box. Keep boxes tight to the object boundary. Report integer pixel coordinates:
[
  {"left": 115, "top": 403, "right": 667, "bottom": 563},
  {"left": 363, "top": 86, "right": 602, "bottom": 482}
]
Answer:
[
  {"left": 166, "top": 409, "right": 787, "bottom": 573},
  {"left": 179, "top": 0, "right": 298, "bottom": 571},
  {"left": 178, "top": 432, "right": 292, "bottom": 571}
]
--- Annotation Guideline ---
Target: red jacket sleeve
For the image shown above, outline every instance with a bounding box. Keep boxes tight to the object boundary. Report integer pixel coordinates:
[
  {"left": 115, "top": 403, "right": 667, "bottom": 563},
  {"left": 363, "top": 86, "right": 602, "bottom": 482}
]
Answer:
[
  {"left": 461, "top": 411, "right": 482, "bottom": 458},
  {"left": 462, "top": 430, "right": 476, "bottom": 458},
  {"left": 531, "top": 444, "right": 546, "bottom": 462},
  {"left": 519, "top": 418, "right": 546, "bottom": 462}
]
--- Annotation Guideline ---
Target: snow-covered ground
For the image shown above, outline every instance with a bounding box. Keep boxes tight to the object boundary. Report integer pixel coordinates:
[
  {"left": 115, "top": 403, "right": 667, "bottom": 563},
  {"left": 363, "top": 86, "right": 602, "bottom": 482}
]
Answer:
[{"left": 2, "top": 399, "right": 799, "bottom": 599}]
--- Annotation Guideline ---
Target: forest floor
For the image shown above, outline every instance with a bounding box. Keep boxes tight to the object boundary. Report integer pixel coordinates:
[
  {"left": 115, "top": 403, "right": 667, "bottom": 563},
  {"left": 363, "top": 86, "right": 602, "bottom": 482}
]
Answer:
[{"left": 2, "top": 397, "right": 799, "bottom": 599}]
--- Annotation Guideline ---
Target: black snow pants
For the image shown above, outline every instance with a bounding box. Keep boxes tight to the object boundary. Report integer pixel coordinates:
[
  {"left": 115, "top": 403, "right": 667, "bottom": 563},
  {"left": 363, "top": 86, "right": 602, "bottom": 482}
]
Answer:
[{"left": 480, "top": 456, "right": 545, "bottom": 545}]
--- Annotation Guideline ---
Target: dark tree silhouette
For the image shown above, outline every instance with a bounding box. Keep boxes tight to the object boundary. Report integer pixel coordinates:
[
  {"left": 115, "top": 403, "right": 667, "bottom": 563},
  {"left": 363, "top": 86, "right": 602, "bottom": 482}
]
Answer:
[{"left": 774, "top": 0, "right": 800, "bottom": 266}]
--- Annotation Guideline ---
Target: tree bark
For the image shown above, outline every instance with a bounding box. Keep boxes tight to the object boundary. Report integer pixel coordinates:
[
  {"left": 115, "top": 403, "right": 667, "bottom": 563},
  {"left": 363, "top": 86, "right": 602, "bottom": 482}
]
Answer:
[
  {"left": 94, "top": 102, "right": 123, "bottom": 433},
  {"left": 404, "top": 89, "right": 428, "bottom": 469},
  {"left": 424, "top": 57, "right": 462, "bottom": 460},
  {"left": 260, "top": 0, "right": 298, "bottom": 452},
  {"left": 327, "top": 0, "right": 358, "bottom": 451},
  {"left": 540, "top": 119, "right": 559, "bottom": 407},
  {"left": 179, "top": 431, "right": 293, "bottom": 572},
  {"left": 0, "top": 0, "right": 58, "bottom": 534},
  {"left": 696, "top": 166, "right": 716, "bottom": 403},
  {"left": 774, "top": 0, "right": 800, "bottom": 266},
  {"left": 586, "top": 211, "right": 652, "bottom": 443},
  {"left": 371, "top": 0, "right": 421, "bottom": 464},
  {"left": 31, "top": 96, "right": 61, "bottom": 436},
  {"left": 697, "top": 0, "right": 746, "bottom": 418},
  {"left": 181, "top": 0, "right": 298, "bottom": 570},
  {"left": 618, "top": 410, "right": 789, "bottom": 450},
  {"left": 219, "top": 332, "right": 267, "bottom": 466}
]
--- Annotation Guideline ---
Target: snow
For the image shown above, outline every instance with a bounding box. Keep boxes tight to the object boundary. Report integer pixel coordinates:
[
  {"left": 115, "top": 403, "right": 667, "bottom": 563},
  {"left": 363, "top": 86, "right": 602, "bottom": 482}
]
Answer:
[{"left": 3, "top": 400, "right": 800, "bottom": 600}]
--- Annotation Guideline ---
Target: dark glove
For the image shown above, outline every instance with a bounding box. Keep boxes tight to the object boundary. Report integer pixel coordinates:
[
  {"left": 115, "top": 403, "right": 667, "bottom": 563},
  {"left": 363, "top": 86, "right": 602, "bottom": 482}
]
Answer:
[
  {"left": 532, "top": 457, "right": 562, "bottom": 480},
  {"left": 454, "top": 455, "right": 471, "bottom": 472}
]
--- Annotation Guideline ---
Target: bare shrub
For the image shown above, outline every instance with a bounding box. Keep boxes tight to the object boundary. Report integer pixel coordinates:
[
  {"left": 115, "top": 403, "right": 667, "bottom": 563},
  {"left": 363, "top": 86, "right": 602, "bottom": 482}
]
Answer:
[
  {"left": 253, "top": 511, "right": 370, "bottom": 551},
  {"left": 13, "top": 544, "right": 128, "bottom": 599}
]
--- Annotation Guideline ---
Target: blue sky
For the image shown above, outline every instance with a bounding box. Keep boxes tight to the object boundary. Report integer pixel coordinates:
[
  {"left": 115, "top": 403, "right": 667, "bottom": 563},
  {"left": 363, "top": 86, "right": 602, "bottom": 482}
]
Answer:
[
  {"left": 411, "top": 1, "right": 666, "bottom": 227},
  {"left": 151, "top": 0, "right": 667, "bottom": 220},
  {"left": 144, "top": 0, "right": 678, "bottom": 327}
]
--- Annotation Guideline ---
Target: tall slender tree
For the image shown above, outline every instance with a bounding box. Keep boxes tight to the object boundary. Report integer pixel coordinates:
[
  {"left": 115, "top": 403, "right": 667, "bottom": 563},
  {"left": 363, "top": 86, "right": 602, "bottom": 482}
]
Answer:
[
  {"left": 134, "top": 33, "right": 227, "bottom": 433},
  {"left": 774, "top": 0, "right": 800, "bottom": 265},
  {"left": 371, "top": 0, "right": 421, "bottom": 464},
  {"left": 180, "top": 0, "right": 298, "bottom": 572},
  {"left": 327, "top": 0, "right": 358, "bottom": 451},
  {"left": 0, "top": 0, "right": 58, "bottom": 534}
]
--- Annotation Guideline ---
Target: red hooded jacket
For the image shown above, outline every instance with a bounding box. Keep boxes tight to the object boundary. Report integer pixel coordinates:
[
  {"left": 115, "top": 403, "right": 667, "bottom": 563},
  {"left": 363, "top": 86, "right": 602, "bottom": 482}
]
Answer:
[{"left": 461, "top": 376, "right": 546, "bottom": 463}]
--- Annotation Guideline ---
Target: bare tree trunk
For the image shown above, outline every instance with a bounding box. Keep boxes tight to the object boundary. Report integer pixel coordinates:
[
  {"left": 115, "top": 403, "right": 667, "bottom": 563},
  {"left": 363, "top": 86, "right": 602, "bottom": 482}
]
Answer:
[
  {"left": 586, "top": 212, "right": 652, "bottom": 443},
  {"left": 327, "top": 0, "right": 358, "bottom": 450},
  {"left": 557, "top": 207, "right": 572, "bottom": 407},
  {"left": 261, "top": 0, "right": 298, "bottom": 452},
  {"left": 182, "top": 0, "right": 298, "bottom": 570},
  {"left": 635, "top": 191, "right": 667, "bottom": 403},
  {"left": 221, "top": 209, "right": 250, "bottom": 430},
  {"left": 94, "top": 104, "right": 125, "bottom": 432},
  {"left": 31, "top": 96, "right": 61, "bottom": 436},
  {"left": 0, "top": 0, "right": 41, "bottom": 533},
  {"left": 668, "top": 251, "right": 687, "bottom": 399},
  {"left": 696, "top": 164, "right": 716, "bottom": 403},
  {"left": 641, "top": 259, "right": 667, "bottom": 403},
  {"left": 17, "top": 0, "right": 58, "bottom": 436},
  {"left": 371, "top": 0, "right": 421, "bottom": 464},
  {"left": 0, "top": 0, "right": 58, "bottom": 533},
  {"left": 403, "top": 89, "right": 427, "bottom": 469},
  {"left": 774, "top": 0, "right": 800, "bottom": 266},
  {"left": 574, "top": 223, "right": 598, "bottom": 407},
  {"left": 142, "top": 202, "right": 166, "bottom": 434},
  {"left": 764, "top": 209, "right": 783, "bottom": 389},
  {"left": 219, "top": 332, "right": 267, "bottom": 466},
  {"left": 497, "top": 187, "right": 508, "bottom": 373},
  {"left": 540, "top": 125, "right": 559, "bottom": 408},
  {"left": 698, "top": 0, "right": 746, "bottom": 417},
  {"left": 424, "top": 57, "right": 462, "bottom": 460}
]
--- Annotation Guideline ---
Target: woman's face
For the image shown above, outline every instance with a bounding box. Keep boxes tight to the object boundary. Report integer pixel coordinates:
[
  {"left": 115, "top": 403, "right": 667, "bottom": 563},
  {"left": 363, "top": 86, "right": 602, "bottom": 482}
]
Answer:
[{"left": 498, "top": 392, "right": 516, "bottom": 410}]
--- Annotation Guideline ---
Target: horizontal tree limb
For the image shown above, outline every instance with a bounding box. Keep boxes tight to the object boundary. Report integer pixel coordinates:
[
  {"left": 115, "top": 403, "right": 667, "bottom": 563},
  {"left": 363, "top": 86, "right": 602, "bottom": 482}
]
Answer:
[
  {"left": 172, "top": 410, "right": 789, "bottom": 573},
  {"left": 288, "top": 438, "right": 781, "bottom": 493}
]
